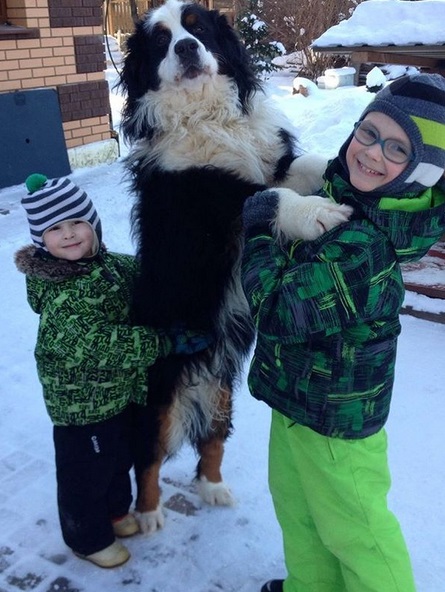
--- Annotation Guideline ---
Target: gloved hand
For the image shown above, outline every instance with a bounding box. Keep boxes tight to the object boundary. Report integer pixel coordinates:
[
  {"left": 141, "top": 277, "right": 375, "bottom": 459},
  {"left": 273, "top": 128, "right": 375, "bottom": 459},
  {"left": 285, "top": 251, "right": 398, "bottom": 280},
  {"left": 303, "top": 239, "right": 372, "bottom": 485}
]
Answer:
[
  {"left": 166, "top": 328, "right": 214, "bottom": 355},
  {"left": 242, "top": 190, "right": 279, "bottom": 233}
]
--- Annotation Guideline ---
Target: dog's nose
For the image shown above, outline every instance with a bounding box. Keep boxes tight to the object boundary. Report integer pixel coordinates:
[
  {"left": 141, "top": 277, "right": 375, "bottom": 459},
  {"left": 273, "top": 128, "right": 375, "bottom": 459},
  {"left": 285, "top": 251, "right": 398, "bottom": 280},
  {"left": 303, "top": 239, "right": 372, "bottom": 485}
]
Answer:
[{"left": 175, "top": 38, "right": 199, "bottom": 61}]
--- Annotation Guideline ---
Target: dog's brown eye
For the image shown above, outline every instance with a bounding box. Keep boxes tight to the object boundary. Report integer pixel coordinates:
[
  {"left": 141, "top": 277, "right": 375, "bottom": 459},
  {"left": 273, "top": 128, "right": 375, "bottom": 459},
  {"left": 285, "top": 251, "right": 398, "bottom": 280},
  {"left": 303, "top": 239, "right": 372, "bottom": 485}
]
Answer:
[{"left": 156, "top": 33, "right": 169, "bottom": 46}]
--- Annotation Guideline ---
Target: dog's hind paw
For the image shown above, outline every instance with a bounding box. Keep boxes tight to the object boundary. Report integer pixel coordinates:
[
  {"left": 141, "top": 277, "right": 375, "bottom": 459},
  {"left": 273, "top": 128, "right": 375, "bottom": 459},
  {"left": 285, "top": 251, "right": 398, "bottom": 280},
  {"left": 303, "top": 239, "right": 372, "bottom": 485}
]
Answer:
[
  {"left": 197, "top": 476, "right": 236, "bottom": 506},
  {"left": 134, "top": 504, "right": 165, "bottom": 534},
  {"left": 272, "top": 188, "right": 353, "bottom": 242}
]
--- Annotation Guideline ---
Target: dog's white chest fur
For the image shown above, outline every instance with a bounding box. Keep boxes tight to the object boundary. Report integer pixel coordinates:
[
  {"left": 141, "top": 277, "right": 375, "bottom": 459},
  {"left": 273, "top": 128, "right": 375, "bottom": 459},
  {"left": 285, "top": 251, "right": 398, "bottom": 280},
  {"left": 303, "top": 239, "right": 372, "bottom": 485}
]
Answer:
[{"left": 133, "top": 76, "right": 292, "bottom": 186}]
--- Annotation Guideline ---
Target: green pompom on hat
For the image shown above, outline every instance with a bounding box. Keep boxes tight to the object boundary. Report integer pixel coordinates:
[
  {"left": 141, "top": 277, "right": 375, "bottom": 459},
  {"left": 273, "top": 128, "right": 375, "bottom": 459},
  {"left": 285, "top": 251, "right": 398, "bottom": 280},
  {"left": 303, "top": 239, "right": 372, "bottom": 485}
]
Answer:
[{"left": 25, "top": 173, "right": 48, "bottom": 194}]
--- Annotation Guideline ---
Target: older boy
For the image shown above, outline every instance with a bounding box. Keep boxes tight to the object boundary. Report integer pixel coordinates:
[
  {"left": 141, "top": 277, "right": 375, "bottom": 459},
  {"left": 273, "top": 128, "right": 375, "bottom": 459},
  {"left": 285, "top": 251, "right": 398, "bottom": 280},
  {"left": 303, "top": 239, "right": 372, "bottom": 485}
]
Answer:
[{"left": 242, "top": 73, "right": 445, "bottom": 592}]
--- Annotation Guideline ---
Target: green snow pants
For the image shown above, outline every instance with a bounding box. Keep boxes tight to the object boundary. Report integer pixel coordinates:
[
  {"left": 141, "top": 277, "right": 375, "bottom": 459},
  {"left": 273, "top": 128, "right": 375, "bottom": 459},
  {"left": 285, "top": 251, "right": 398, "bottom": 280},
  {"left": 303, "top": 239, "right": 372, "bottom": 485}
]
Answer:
[{"left": 268, "top": 410, "right": 416, "bottom": 592}]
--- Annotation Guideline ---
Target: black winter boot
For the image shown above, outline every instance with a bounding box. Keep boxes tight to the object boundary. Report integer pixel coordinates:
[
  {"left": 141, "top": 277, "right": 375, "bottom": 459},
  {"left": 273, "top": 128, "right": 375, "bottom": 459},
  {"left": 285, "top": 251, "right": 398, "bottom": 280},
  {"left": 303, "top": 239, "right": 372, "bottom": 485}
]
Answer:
[{"left": 260, "top": 580, "right": 284, "bottom": 592}]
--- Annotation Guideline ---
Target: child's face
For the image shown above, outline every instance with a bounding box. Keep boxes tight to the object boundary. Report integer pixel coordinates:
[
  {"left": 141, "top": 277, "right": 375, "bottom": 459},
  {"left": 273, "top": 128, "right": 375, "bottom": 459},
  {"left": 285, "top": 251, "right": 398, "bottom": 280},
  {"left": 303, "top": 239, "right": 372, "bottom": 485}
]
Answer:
[
  {"left": 346, "top": 111, "right": 412, "bottom": 193},
  {"left": 43, "top": 220, "right": 96, "bottom": 260}
]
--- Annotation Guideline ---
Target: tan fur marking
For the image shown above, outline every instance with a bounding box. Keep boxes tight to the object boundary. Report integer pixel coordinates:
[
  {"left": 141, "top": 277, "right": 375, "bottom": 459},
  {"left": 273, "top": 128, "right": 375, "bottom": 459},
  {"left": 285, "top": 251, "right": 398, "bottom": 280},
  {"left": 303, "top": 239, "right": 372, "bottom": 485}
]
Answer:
[
  {"left": 136, "top": 409, "right": 171, "bottom": 513},
  {"left": 197, "top": 386, "right": 231, "bottom": 483},
  {"left": 197, "top": 439, "right": 224, "bottom": 483}
]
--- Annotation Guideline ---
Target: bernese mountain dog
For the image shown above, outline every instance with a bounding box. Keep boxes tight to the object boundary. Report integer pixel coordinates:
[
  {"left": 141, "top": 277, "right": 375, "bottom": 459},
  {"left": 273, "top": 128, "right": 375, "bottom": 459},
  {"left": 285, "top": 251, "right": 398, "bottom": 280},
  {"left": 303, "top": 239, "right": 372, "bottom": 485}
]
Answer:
[{"left": 119, "top": 0, "right": 351, "bottom": 533}]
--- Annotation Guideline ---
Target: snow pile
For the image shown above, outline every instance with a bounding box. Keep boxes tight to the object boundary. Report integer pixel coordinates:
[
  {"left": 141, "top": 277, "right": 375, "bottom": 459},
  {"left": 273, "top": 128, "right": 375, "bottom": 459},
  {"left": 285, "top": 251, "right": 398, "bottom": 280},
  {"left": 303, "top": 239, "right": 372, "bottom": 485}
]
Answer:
[{"left": 313, "top": 0, "right": 445, "bottom": 47}]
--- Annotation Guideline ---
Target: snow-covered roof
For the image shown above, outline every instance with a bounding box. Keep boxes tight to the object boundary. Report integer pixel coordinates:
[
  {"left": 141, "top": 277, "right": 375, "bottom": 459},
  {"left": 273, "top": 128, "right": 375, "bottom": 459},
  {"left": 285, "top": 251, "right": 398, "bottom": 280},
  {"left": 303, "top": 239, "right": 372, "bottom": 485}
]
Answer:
[{"left": 312, "top": 0, "right": 445, "bottom": 49}]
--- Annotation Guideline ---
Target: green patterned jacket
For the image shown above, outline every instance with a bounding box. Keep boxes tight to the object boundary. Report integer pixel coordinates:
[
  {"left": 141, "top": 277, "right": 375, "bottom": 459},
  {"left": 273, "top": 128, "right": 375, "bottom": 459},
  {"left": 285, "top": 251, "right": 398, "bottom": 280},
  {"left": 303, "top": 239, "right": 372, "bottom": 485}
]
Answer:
[
  {"left": 15, "top": 246, "right": 171, "bottom": 426},
  {"left": 242, "top": 172, "right": 445, "bottom": 439}
]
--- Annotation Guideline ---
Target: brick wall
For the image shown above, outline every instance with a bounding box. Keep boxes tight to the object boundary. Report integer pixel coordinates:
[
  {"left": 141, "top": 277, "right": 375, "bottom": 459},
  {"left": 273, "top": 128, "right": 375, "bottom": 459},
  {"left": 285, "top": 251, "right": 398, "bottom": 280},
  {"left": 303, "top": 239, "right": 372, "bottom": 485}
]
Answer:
[
  {"left": 74, "top": 35, "right": 106, "bottom": 74},
  {"left": 48, "top": 0, "right": 102, "bottom": 29},
  {"left": 0, "top": 0, "right": 112, "bottom": 151}
]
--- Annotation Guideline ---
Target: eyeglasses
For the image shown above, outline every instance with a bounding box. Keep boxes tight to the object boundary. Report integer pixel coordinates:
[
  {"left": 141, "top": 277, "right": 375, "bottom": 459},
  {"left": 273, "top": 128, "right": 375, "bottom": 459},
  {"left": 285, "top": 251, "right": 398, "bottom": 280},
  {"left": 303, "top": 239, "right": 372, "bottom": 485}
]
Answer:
[{"left": 352, "top": 121, "right": 414, "bottom": 165}]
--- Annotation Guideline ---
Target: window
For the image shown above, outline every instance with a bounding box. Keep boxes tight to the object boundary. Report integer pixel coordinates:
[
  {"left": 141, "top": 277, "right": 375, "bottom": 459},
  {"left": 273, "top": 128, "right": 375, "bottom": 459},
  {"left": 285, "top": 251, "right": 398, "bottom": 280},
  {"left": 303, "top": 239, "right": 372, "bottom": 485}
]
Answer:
[{"left": 0, "top": 0, "right": 39, "bottom": 39}]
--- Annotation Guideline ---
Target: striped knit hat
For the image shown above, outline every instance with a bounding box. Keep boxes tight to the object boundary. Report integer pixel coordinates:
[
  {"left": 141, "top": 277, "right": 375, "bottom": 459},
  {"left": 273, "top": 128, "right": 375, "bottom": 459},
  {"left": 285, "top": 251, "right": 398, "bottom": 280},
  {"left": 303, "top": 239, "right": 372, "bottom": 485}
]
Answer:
[
  {"left": 22, "top": 173, "right": 102, "bottom": 252},
  {"left": 338, "top": 72, "right": 445, "bottom": 197}
]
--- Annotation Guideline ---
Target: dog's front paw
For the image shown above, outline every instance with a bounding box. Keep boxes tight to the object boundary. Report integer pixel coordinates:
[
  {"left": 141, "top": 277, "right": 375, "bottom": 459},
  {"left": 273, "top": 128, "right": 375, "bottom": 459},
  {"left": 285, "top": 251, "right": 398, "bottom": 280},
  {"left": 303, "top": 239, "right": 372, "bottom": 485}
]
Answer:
[
  {"left": 272, "top": 188, "right": 353, "bottom": 242},
  {"left": 315, "top": 200, "right": 354, "bottom": 235},
  {"left": 197, "top": 476, "right": 236, "bottom": 506},
  {"left": 134, "top": 504, "right": 165, "bottom": 534}
]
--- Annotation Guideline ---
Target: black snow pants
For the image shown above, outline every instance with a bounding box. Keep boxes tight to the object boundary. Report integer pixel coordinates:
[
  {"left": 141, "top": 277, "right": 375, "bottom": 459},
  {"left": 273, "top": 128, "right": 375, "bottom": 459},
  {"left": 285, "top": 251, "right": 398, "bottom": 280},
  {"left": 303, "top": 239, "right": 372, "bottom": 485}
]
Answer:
[{"left": 53, "top": 407, "right": 133, "bottom": 555}]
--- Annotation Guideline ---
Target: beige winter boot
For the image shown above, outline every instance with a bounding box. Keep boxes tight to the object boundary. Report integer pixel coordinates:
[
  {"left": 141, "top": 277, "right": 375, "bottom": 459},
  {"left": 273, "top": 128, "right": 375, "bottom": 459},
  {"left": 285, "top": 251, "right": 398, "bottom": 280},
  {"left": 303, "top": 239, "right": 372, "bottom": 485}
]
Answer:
[
  {"left": 112, "top": 513, "right": 140, "bottom": 538},
  {"left": 74, "top": 540, "right": 130, "bottom": 568}
]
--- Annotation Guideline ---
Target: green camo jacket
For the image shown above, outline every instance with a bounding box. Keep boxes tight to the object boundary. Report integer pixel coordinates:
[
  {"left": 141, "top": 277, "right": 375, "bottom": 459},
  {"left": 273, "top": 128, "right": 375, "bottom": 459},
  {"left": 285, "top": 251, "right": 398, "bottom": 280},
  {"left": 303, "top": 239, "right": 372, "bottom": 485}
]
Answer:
[
  {"left": 242, "top": 173, "right": 445, "bottom": 439},
  {"left": 15, "top": 245, "right": 171, "bottom": 426}
]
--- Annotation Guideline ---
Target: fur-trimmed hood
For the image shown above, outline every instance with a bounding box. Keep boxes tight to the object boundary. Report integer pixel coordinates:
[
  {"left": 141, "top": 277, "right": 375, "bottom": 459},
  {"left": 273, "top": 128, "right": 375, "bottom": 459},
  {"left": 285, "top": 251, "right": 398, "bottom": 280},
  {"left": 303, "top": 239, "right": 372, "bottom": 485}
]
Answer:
[{"left": 14, "top": 244, "right": 104, "bottom": 282}]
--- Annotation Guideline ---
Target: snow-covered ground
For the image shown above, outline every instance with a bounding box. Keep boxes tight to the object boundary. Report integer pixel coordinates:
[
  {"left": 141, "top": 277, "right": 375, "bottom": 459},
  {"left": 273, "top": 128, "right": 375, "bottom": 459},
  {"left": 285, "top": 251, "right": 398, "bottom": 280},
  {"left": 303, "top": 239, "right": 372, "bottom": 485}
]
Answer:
[{"left": 1, "top": 17, "right": 445, "bottom": 591}]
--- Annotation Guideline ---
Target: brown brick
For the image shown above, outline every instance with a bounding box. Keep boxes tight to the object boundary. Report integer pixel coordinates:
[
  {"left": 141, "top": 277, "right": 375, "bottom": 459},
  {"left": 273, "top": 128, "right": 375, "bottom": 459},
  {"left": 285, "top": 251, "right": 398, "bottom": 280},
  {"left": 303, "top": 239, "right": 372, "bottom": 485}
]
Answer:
[
  {"left": 26, "top": 8, "right": 49, "bottom": 18},
  {"left": 0, "top": 40, "right": 18, "bottom": 50},
  {"left": 7, "top": 0, "right": 28, "bottom": 6},
  {"left": 48, "top": 0, "right": 102, "bottom": 28},
  {"left": 43, "top": 56, "right": 66, "bottom": 66},
  {"left": 31, "top": 47, "right": 54, "bottom": 58},
  {"left": 9, "top": 68, "right": 32, "bottom": 79},
  {"left": 18, "top": 39, "right": 42, "bottom": 49},
  {"left": 55, "top": 65, "right": 76, "bottom": 75},
  {"left": 57, "top": 79, "right": 110, "bottom": 122},
  {"left": 0, "top": 80, "right": 21, "bottom": 92},
  {"left": 37, "top": 66, "right": 56, "bottom": 76},
  {"left": 0, "top": 59, "right": 19, "bottom": 71},
  {"left": 6, "top": 49, "right": 30, "bottom": 59},
  {"left": 66, "top": 74, "right": 85, "bottom": 84},
  {"left": 19, "top": 57, "right": 43, "bottom": 69},
  {"left": 44, "top": 75, "right": 69, "bottom": 85},
  {"left": 22, "top": 77, "right": 46, "bottom": 88}
]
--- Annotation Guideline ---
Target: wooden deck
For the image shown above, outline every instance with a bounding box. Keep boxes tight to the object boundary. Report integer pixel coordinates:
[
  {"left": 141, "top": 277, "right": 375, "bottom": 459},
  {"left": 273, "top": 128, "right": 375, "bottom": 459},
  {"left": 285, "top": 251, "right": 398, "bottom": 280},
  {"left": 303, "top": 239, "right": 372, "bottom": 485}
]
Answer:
[{"left": 401, "top": 241, "right": 445, "bottom": 323}]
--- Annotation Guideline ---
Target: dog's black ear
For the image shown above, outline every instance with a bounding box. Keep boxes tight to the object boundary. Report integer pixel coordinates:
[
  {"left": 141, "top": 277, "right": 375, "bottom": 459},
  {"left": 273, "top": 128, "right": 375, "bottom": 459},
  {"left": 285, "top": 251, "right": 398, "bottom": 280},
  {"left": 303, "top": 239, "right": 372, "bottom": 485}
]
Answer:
[
  {"left": 212, "top": 12, "right": 262, "bottom": 112},
  {"left": 120, "top": 21, "right": 159, "bottom": 101},
  {"left": 119, "top": 19, "right": 159, "bottom": 142}
]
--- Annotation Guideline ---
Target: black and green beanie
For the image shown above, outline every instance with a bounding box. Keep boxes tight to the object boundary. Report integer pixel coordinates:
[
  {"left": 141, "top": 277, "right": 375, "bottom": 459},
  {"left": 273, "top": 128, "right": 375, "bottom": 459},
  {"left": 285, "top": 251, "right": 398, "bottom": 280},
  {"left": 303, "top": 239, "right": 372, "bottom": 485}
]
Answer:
[
  {"left": 339, "top": 73, "right": 445, "bottom": 197},
  {"left": 21, "top": 173, "right": 102, "bottom": 252}
]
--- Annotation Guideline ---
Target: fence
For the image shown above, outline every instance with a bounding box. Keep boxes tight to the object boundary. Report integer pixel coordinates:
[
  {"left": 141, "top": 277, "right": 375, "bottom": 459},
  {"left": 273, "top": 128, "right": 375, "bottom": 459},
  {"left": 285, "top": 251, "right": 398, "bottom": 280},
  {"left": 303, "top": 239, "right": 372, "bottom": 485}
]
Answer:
[
  {"left": 104, "top": 0, "right": 152, "bottom": 36},
  {"left": 104, "top": 0, "right": 235, "bottom": 36}
]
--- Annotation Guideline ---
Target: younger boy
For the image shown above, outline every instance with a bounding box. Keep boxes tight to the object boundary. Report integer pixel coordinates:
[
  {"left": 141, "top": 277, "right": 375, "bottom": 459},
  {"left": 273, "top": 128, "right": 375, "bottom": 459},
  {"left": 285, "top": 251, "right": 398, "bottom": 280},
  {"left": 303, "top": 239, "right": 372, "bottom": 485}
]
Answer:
[
  {"left": 15, "top": 174, "right": 210, "bottom": 568},
  {"left": 241, "top": 73, "right": 445, "bottom": 592}
]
